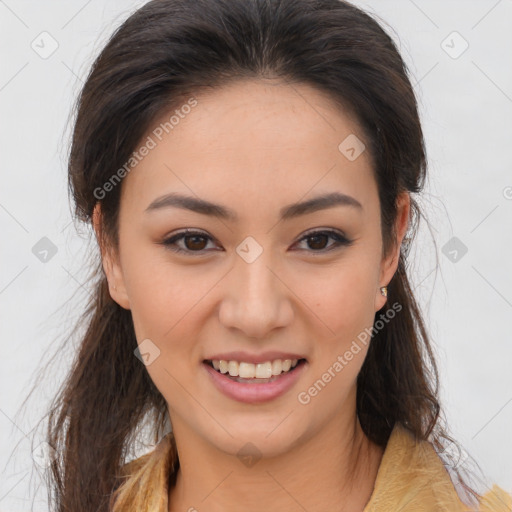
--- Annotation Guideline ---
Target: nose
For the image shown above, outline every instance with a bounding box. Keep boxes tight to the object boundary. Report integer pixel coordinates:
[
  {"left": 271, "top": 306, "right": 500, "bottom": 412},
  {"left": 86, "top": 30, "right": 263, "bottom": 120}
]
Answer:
[{"left": 218, "top": 250, "right": 294, "bottom": 339}]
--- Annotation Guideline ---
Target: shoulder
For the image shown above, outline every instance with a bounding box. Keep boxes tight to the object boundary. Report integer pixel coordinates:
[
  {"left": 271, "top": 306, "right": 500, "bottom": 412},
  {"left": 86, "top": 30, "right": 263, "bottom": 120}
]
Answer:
[
  {"left": 364, "top": 424, "right": 469, "bottom": 511},
  {"left": 119, "top": 451, "right": 153, "bottom": 478},
  {"left": 365, "top": 424, "right": 512, "bottom": 511},
  {"left": 479, "top": 484, "right": 512, "bottom": 511},
  {"left": 119, "top": 433, "right": 175, "bottom": 478},
  {"left": 112, "top": 435, "right": 175, "bottom": 512}
]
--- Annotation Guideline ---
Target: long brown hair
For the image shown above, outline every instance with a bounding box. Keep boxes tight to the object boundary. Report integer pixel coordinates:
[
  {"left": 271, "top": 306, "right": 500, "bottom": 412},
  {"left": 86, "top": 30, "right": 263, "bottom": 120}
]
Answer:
[{"left": 29, "top": 0, "right": 485, "bottom": 509}]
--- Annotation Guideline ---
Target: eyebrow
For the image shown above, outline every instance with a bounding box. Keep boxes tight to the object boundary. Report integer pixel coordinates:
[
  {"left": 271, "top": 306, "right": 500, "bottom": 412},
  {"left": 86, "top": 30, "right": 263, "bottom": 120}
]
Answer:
[{"left": 144, "top": 191, "right": 363, "bottom": 221}]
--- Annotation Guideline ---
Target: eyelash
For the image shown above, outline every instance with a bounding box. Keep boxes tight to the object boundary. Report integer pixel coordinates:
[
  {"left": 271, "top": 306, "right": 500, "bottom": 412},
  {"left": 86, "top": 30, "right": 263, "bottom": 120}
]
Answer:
[{"left": 161, "top": 228, "right": 353, "bottom": 256}]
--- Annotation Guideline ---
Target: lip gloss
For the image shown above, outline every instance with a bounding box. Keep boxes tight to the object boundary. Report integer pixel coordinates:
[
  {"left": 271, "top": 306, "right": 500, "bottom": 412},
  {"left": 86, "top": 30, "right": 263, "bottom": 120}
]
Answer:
[{"left": 202, "top": 360, "right": 307, "bottom": 404}]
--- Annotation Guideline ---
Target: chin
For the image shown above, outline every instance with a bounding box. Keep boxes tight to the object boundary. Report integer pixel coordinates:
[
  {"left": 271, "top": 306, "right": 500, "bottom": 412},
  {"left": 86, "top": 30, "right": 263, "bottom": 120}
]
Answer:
[{"left": 199, "top": 418, "right": 305, "bottom": 460}]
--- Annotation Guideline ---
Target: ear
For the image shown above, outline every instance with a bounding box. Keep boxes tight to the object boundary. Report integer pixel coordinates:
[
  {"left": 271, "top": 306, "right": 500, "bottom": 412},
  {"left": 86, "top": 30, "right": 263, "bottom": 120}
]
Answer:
[
  {"left": 374, "top": 191, "right": 410, "bottom": 311},
  {"left": 92, "top": 202, "right": 131, "bottom": 310}
]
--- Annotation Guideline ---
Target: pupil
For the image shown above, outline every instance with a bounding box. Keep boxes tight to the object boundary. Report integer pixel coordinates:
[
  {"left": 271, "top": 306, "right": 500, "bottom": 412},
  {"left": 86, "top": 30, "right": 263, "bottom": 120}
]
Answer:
[
  {"left": 308, "top": 234, "right": 327, "bottom": 250},
  {"left": 186, "top": 235, "right": 206, "bottom": 250}
]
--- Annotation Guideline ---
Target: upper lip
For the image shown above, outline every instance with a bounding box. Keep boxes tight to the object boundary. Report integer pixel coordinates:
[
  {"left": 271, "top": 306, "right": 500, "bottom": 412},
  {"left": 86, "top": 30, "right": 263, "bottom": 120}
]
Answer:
[{"left": 204, "top": 351, "right": 307, "bottom": 364}]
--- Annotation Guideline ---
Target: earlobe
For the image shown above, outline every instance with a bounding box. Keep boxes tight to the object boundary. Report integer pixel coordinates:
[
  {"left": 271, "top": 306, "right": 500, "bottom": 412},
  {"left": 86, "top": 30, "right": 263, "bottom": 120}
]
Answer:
[
  {"left": 375, "top": 192, "right": 410, "bottom": 311},
  {"left": 92, "top": 202, "right": 131, "bottom": 310},
  {"left": 374, "top": 285, "right": 389, "bottom": 312}
]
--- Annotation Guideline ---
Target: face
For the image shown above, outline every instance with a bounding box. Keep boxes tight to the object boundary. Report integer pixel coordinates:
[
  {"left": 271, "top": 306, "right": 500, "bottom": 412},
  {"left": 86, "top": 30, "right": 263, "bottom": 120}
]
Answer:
[{"left": 95, "top": 79, "right": 409, "bottom": 459}]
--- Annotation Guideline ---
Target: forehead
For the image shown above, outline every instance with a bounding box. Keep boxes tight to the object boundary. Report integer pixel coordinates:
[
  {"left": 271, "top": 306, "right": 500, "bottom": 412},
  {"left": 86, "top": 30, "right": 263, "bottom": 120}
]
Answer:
[{"left": 119, "top": 79, "right": 376, "bottom": 220}]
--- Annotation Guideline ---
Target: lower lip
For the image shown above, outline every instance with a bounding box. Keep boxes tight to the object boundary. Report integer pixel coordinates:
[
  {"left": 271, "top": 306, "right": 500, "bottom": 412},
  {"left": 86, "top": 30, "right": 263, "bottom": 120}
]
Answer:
[{"left": 202, "top": 360, "right": 307, "bottom": 404}]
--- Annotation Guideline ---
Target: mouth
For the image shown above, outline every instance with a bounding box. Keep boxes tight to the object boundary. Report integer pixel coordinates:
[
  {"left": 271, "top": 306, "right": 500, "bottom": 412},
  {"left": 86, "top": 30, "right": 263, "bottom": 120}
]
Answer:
[{"left": 203, "top": 358, "right": 308, "bottom": 384}]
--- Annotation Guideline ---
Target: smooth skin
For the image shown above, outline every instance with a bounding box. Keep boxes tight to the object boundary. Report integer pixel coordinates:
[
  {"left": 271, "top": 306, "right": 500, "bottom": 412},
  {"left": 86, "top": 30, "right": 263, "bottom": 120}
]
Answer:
[{"left": 93, "top": 79, "right": 410, "bottom": 512}]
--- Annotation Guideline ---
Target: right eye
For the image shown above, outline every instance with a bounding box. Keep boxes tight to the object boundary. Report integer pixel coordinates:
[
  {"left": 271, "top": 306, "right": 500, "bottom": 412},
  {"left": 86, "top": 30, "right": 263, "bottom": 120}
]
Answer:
[{"left": 161, "top": 229, "right": 220, "bottom": 255}]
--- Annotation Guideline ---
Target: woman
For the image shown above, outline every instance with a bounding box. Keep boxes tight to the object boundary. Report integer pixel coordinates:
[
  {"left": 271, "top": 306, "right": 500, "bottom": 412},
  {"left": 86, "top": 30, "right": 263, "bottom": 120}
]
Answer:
[{"left": 42, "top": 0, "right": 511, "bottom": 510}]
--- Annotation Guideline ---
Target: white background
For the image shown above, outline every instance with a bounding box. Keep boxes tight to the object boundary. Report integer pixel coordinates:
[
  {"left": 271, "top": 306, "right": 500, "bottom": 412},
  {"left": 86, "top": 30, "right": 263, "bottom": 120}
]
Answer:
[{"left": 1, "top": 0, "right": 511, "bottom": 509}]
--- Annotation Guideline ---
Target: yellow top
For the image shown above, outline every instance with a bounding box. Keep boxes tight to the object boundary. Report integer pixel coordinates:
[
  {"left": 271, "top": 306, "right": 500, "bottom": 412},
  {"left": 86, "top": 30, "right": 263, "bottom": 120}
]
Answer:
[{"left": 115, "top": 423, "right": 511, "bottom": 511}]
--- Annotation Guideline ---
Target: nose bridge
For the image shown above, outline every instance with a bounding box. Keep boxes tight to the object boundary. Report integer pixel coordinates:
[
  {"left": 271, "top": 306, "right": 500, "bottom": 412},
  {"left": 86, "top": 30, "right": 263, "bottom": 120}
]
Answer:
[
  {"left": 238, "top": 252, "right": 278, "bottom": 302},
  {"left": 219, "top": 238, "right": 292, "bottom": 337},
  {"left": 235, "top": 234, "right": 278, "bottom": 295}
]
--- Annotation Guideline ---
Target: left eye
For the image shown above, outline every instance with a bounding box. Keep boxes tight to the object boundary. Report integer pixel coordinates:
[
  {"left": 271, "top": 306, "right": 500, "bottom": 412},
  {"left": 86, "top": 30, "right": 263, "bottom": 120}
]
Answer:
[
  {"left": 295, "top": 229, "right": 353, "bottom": 252},
  {"left": 161, "top": 229, "right": 353, "bottom": 255}
]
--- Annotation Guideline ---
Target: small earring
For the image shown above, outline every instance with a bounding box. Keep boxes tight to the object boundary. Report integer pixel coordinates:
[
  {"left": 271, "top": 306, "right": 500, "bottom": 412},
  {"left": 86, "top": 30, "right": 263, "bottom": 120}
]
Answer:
[{"left": 380, "top": 286, "right": 388, "bottom": 297}]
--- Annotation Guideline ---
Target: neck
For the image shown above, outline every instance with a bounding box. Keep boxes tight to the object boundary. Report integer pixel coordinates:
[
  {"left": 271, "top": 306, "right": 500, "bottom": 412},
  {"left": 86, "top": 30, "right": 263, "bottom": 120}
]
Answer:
[{"left": 168, "top": 409, "right": 384, "bottom": 512}]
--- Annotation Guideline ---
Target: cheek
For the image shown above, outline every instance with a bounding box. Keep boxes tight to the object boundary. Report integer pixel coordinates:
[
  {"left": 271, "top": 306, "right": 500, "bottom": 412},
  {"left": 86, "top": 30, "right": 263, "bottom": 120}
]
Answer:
[
  {"left": 122, "top": 251, "right": 210, "bottom": 409},
  {"left": 300, "top": 256, "right": 379, "bottom": 335},
  {"left": 294, "top": 248, "right": 381, "bottom": 392},
  {"left": 120, "top": 236, "right": 204, "bottom": 336}
]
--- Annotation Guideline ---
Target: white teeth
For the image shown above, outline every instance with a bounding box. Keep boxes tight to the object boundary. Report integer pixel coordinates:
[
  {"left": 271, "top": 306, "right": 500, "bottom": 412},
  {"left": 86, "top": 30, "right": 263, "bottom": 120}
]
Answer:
[
  {"left": 239, "top": 362, "right": 255, "bottom": 378},
  {"left": 255, "top": 362, "right": 272, "bottom": 379},
  {"left": 209, "top": 358, "right": 301, "bottom": 378},
  {"left": 219, "top": 360, "right": 229, "bottom": 374},
  {"left": 271, "top": 359, "right": 282, "bottom": 375},
  {"left": 228, "top": 361, "right": 238, "bottom": 377}
]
